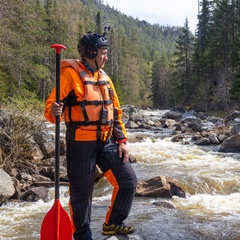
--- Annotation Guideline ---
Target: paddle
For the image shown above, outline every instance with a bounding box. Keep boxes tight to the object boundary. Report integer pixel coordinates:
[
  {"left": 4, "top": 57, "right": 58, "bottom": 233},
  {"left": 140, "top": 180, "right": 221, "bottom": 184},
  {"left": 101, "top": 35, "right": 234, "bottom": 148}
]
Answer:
[{"left": 40, "top": 44, "right": 72, "bottom": 240}]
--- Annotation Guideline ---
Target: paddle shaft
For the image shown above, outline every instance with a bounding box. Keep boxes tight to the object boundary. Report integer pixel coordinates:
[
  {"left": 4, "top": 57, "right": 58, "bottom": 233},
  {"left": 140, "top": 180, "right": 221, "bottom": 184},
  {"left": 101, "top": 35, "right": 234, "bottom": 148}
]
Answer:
[
  {"left": 50, "top": 44, "right": 67, "bottom": 200},
  {"left": 55, "top": 51, "right": 61, "bottom": 200}
]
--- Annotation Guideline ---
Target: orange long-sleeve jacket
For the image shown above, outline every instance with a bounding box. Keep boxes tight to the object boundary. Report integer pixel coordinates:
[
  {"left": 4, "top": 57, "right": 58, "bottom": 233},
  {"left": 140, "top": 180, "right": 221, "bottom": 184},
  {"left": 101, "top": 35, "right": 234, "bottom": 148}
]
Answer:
[{"left": 44, "top": 59, "right": 127, "bottom": 142}]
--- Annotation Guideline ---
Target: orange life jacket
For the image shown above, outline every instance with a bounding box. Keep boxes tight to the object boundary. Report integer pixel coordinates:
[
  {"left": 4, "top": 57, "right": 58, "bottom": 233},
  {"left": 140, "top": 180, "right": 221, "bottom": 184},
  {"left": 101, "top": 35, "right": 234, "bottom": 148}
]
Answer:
[{"left": 61, "top": 59, "right": 114, "bottom": 140}]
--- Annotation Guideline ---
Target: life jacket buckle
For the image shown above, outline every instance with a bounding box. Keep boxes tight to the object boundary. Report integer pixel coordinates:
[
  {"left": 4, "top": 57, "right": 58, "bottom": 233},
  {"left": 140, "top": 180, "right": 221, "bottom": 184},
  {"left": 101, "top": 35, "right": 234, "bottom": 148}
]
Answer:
[{"left": 93, "top": 100, "right": 100, "bottom": 106}]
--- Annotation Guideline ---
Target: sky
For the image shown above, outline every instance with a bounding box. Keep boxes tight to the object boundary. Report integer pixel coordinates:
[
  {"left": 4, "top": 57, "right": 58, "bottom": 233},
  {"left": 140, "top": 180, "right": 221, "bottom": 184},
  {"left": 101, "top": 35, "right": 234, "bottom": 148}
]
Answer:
[{"left": 103, "top": 0, "right": 199, "bottom": 33}]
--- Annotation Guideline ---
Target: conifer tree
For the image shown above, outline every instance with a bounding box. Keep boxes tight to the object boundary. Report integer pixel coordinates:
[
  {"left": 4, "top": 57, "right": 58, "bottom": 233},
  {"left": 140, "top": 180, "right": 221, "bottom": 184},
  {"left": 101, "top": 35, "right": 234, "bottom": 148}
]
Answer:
[{"left": 171, "top": 18, "right": 194, "bottom": 107}]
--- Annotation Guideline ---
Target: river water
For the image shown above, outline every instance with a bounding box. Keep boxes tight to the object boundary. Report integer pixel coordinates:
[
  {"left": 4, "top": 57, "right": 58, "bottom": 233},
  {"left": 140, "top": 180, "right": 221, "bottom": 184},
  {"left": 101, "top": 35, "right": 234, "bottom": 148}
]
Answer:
[{"left": 0, "top": 110, "right": 239, "bottom": 240}]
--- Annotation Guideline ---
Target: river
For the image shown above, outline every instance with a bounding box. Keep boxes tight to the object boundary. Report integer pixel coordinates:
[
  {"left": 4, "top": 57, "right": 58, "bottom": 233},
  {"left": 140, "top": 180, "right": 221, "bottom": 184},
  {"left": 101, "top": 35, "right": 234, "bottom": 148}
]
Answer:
[{"left": 0, "top": 110, "right": 239, "bottom": 240}]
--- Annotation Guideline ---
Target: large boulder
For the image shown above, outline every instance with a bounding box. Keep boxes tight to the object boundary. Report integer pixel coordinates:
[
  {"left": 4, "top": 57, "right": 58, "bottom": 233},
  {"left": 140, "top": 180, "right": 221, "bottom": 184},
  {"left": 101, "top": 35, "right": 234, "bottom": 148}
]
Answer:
[
  {"left": 135, "top": 176, "right": 186, "bottom": 198},
  {"left": 219, "top": 133, "right": 240, "bottom": 152},
  {"left": 0, "top": 169, "right": 15, "bottom": 205}
]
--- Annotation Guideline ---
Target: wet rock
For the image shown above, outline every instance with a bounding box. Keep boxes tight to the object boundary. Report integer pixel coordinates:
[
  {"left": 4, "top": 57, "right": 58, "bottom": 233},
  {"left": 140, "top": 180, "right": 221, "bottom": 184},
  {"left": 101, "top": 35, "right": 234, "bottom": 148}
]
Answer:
[
  {"left": 21, "top": 186, "right": 49, "bottom": 202},
  {"left": 219, "top": 132, "right": 240, "bottom": 153},
  {"left": 152, "top": 201, "right": 175, "bottom": 209},
  {"left": 129, "top": 154, "right": 137, "bottom": 163},
  {"left": 98, "top": 234, "right": 143, "bottom": 240},
  {"left": 195, "top": 137, "right": 211, "bottom": 145},
  {"left": 171, "top": 134, "right": 184, "bottom": 143},
  {"left": 135, "top": 176, "right": 186, "bottom": 198}
]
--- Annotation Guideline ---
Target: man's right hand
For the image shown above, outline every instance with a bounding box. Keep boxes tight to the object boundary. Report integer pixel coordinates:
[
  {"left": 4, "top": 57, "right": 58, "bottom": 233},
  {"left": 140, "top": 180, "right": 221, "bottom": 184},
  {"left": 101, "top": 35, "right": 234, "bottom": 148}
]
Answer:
[{"left": 50, "top": 102, "right": 64, "bottom": 116}]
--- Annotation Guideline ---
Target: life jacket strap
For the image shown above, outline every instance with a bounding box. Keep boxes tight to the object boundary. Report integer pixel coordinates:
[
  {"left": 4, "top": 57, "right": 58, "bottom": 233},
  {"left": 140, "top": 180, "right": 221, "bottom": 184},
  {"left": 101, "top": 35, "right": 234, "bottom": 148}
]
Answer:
[
  {"left": 66, "top": 99, "right": 112, "bottom": 107},
  {"left": 65, "top": 120, "right": 113, "bottom": 128},
  {"left": 79, "top": 101, "right": 89, "bottom": 123},
  {"left": 97, "top": 122, "right": 101, "bottom": 141}
]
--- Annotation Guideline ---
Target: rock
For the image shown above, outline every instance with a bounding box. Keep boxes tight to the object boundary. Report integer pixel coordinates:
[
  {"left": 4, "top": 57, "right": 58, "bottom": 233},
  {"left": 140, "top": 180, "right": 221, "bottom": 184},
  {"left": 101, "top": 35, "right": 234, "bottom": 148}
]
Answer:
[
  {"left": 163, "top": 119, "right": 177, "bottom": 129},
  {"left": 135, "top": 176, "right": 185, "bottom": 198},
  {"left": 218, "top": 133, "right": 228, "bottom": 142},
  {"left": 225, "top": 110, "right": 240, "bottom": 124},
  {"left": 164, "top": 110, "right": 183, "bottom": 120},
  {"left": 98, "top": 234, "right": 143, "bottom": 240},
  {"left": 219, "top": 133, "right": 240, "bottom": 153},
  {"left": 20, "top": 172, "right": 34, "bottom": 182},
  {"left": 208, "top": 116, "right": 225, "bottom": 125},
  {"left": 11, "top": 177, "right": 21, "bottom": 200},
  {"left": 129, "top": 154, "right": 137, "bottom": 163},
  {"left": 95, "top": 165, "right": 104, "bottom": 182},
  {"left": 231, "top": 123, "right": 240, "bottom": 134},
  {"left": 0, "top": 169, "right": 15, "bottom": 205},
  {"left": 34, "top": 174, "right": 51, "bottom": 182},
  {"left": 195, "top": 137, "right": 211, "bottom": 145},
  {"left": 33, "top": 129, "right": 55, "bottom": 157},
  {"left": 10, "top": 168, "right": 18, "bottom": 177},
  {"left": 196, "top": 121, "right": 215, "bottom": 131},
  {"left": 180, "top": 110, "right": 198, "bottom": 121},
  {"left": 21, "top": 186, "right": 49, "bottom": 202},
  {"left": 125, "top": 120, "right": 139, "bottom": 129},
  {"left": 152, "top": 201, "right": 175, "bottom": 209},
  {"left": 24, "top": 137, "right": 44, "bottom": 163},
  {"left": 209, "top": 133, "right": 220, "bottom": 144},
  {"left": 171, "top": 134, "right": 184, "bottom": 142}
]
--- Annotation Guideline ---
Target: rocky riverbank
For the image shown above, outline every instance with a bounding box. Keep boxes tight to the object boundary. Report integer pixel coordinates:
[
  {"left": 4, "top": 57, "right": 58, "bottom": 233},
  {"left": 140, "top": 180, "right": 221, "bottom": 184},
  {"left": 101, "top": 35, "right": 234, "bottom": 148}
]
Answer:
[{"left": 1, "top": 106, "right": 240, "bottom": 206}]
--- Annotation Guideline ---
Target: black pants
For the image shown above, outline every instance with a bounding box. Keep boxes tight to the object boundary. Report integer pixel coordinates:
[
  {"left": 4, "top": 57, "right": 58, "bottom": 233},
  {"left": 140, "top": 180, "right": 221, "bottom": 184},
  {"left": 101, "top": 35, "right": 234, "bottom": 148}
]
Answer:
[{"left": 67, "top": 138, "right": 137, "bottom": 240}]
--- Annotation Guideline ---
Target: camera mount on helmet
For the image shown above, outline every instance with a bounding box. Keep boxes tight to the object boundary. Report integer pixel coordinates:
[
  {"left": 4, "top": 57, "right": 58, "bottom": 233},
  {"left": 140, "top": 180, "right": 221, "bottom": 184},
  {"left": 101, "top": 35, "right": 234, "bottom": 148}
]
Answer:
[{"left": 103, "top": 25, "right": 111, "bottom": 37}]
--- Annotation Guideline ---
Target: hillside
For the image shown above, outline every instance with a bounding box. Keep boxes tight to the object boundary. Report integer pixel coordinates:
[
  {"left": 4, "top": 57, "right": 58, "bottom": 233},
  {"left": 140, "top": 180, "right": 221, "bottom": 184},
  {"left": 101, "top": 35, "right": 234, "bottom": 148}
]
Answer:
[
  {"left": 0, "top": 0, "right": 182, "bottom": 108},
  {"left": 1, "top": 0, "right": 239, "bottom": 113}
]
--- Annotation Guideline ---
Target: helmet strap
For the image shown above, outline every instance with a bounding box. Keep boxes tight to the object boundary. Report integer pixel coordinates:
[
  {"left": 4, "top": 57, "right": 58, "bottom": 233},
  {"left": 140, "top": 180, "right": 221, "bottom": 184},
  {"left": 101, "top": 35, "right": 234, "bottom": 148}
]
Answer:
[{"left": 94, "top": 59, "right": 99, "bottom": 70}]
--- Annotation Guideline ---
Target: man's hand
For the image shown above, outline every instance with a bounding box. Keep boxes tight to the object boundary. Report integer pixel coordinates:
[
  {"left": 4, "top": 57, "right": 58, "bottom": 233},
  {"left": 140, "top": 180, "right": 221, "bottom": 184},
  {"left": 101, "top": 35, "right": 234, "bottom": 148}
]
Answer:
[
  {"left": 50, "top": 102, "right": 64, "bottom": 116},
  {"left": 118, "top": 142, "right": 129, "bottom": 163}
]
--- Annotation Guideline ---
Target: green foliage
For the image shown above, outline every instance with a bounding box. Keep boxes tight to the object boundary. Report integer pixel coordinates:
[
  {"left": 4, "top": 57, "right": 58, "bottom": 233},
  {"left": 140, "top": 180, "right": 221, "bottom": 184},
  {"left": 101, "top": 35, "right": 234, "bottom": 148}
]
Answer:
[
  {"left": 230, "top": 69, "right": 240, "bottom": 101},
  {"left": 170, "top": 18, "right": 194, "bottom": 107},
  {"left": 0, "top": 0, "right": 182, "bottom": 108},
  {"left": 0, "top": 69, "right": 9, "bottom": 100},
  {"left": 151, "top": 54, "right": 170, "bottom": 108},
  {"left": 0, "top": 96, "right": 45, "bottom": 170},
  {"left": 192, "top": 0, "right": 240, "bottom": 112},
  {"left": 2, "top": 0, "right": 240, "bottom": 112},
  {"left": 1, "top": 95, "right": 45, "bottom": 114}
]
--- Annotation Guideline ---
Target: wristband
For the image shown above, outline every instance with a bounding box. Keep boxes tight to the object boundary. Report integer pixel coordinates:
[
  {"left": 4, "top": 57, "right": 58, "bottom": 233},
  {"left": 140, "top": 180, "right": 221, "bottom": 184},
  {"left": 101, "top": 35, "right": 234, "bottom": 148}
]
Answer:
[{"left": 118, "top": 139, "right": 127, "bottom": 144}]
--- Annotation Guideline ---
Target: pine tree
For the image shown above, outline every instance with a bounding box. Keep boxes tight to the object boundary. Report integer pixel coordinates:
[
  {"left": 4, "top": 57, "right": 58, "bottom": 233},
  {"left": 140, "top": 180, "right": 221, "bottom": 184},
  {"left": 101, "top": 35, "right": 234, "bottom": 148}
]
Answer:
[
  {"left": 152, "top": 54, "right": 170, "bottom": 108},
  {"left": 96, "top": 11, "right": 102, "bottom": 34},
  {"left": 171, "top": 18, "right": 194, "bottom": 107}
]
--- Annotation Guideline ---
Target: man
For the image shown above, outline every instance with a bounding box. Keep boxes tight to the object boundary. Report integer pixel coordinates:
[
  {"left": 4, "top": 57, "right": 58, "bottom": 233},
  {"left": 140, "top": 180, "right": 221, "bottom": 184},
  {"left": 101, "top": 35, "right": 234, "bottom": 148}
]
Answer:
[{"left": 44, "top": 32, "right": 137, "bottom": 240}]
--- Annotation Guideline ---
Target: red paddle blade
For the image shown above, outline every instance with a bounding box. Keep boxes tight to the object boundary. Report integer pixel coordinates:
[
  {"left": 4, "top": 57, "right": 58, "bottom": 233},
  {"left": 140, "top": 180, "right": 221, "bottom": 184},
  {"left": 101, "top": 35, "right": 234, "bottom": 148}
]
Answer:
[{"left": 40, "top": 200, "right": 72, "bottom": 240}]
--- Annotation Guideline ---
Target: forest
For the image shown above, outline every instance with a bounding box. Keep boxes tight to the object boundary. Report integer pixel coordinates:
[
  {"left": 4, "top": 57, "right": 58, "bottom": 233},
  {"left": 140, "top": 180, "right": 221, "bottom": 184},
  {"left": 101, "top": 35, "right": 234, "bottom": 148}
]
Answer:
[{"left": 1, "top": 0, "right": 240, "bottom": 113}]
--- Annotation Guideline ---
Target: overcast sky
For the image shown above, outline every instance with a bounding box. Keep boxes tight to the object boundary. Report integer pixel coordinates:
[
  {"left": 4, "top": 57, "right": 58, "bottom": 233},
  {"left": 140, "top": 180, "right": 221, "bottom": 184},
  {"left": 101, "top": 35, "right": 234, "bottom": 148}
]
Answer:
[{"left": 103, "top": 0, "right": 199, "bottom": 33}]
